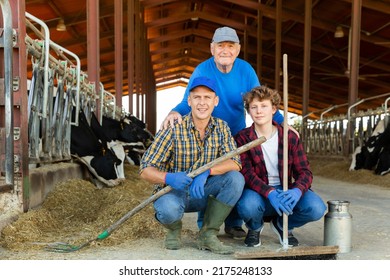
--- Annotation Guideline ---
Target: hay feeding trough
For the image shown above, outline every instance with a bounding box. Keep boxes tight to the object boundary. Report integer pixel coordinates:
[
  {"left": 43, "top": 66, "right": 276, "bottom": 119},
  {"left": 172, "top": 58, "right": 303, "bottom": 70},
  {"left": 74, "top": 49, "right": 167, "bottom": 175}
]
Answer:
[
  {"left": 309, "top": 157, "right": 390, "bottom": 189},
  {"left": 0, "top": 165, "right": 164, "bottom": 252}
]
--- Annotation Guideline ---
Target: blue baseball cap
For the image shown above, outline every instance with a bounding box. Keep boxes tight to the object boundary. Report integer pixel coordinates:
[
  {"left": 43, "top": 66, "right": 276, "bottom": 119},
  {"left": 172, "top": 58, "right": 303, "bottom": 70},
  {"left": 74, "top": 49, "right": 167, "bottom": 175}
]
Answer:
[
  {"left": 189, "top": 76, "right": 218, "bottom": 94},
  {"left": 212, "top": 26, "right": 240, "bottom": 43}
]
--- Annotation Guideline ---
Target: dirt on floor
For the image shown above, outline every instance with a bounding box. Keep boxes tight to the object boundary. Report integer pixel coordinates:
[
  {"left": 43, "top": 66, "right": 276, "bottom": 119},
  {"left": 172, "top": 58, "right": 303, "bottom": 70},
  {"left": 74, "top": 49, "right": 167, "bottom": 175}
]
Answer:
[{"left": 0, "top": 156, "right": 389, "bottom": 260}]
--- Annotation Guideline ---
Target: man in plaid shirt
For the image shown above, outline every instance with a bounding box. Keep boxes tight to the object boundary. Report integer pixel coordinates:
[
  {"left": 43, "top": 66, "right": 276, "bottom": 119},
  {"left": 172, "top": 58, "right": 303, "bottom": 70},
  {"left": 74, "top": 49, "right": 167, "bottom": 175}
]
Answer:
[
  {"left": 139, "top": 76, "right": 244, "bottom": 255},
  {"left": 234, "top": 86, "right": 326, "bottom": 247}
]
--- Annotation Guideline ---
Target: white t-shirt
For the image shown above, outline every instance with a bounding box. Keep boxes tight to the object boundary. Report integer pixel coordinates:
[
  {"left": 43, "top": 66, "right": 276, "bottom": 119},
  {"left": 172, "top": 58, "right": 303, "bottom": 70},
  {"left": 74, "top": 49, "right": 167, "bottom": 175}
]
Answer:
[{"left": 261, "top": 130, "right": 280, "bottom": 186}]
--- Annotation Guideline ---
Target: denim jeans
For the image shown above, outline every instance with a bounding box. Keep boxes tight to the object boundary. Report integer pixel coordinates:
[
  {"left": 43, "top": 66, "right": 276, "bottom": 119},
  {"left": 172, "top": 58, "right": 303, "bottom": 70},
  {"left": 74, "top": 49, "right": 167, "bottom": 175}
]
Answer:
[
  {"left": 154, "top": 170, "right": 244, "bottom": 225},
  {"left": 223, "top": 206, "right": 243, "bottom": 228},
  {"left": 236, "top": 186, "right": 326, "bottom": 231}
]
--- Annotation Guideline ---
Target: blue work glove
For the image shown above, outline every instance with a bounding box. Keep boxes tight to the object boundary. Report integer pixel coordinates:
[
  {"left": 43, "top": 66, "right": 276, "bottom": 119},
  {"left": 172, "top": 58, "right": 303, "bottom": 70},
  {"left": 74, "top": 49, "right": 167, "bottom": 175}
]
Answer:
[
  {"left": 189, "top": 170, "right": 210, "bottom": 199},
  {"left": 165, "top": 172, "right": 193, "bottom": 191},
  {"left": 278, "top": 188, "right": 302, "bottom": 210},
  {"left": 268, "top": 190, "right": 292, "bottom": 216}
]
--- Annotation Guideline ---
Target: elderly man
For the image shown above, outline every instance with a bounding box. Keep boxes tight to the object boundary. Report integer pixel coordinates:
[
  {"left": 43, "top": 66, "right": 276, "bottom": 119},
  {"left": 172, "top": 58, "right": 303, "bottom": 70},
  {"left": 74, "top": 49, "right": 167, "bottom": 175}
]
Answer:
[
  {"left": 162, "top": 26, "right": 284, "bottom": 135},
  {"left": 140, "top": 76, "right": 244, "bottom": 255}
]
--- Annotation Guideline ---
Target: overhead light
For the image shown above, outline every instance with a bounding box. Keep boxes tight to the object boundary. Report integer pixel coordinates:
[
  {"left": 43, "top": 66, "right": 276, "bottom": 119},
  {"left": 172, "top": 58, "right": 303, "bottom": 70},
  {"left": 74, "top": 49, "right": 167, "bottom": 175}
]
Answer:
[
  {"left": 56, "top": 18, "right": 66, "bottom": 31},
  {"left": 334, "top": 26, "right": 344, "bottom": 38},
  {"left": 191, "top": 2, "right": 198, "bottom": 21}
]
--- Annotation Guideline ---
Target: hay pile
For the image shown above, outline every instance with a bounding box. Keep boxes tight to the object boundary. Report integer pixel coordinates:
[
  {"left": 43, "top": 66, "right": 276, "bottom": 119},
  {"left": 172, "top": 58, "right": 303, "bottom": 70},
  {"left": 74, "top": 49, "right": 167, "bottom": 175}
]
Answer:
[
  {"left": 309, "top": 156, "right": 390, "bottom": 189},
  {"left": 0, "top": 165, "right": 165, "bottom": 251}
]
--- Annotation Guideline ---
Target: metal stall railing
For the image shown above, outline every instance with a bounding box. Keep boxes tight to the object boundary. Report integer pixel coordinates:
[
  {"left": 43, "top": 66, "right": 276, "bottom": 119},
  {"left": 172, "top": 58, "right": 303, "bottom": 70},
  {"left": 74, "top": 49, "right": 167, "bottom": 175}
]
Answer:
[
  {"left": 384, "top": 97, "right": 390, "bottom": 128},
  {"left": 347, "top": 92, "right": 390, "bottom": 154},
  {"left": 1, "top": 7, "right": 137, "bottom": 212},
  {"left": 100, "top": 82, "right": 117, "bottom": 122},
  {"left": 25, "top": 13, "right": 53, "bottom": 162},
  {"left": 25, "top": 12, "right": 99, "bottom": 165},
  {"left": 303, "top": 93, "right": 390, "bottom": 158},
  {"left": 0, "top": 0, "right": 14, "bottom": 192},
  {"left": 100, "top": 81, "right": 130, "bottom": 122},
  {"left": 49, "top": 41, "right": 80, "bottom": 160}
]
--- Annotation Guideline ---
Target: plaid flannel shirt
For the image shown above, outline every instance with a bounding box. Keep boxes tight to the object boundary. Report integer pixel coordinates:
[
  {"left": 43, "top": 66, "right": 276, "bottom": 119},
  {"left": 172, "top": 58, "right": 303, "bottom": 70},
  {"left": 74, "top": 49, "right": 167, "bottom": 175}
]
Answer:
[
  {"left": 234, "top": 122, "right": 312, "bottom": 198},
  {"left": 140, "top": 114, "right": 241, "bottom": 176}
]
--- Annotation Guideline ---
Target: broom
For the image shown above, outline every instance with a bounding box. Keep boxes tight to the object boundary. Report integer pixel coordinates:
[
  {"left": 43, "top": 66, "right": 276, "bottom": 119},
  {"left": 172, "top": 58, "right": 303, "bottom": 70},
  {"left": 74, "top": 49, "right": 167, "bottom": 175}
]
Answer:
[{"left": 234, "top": 54, "right": 339, "bottom": 259}]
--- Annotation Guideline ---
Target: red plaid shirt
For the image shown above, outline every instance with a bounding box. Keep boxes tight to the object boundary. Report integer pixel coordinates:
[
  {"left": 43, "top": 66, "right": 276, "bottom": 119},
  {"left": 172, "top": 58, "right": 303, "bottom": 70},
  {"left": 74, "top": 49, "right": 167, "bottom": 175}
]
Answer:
[{"left": 234, "top": 122, "right": 312, "bottom": 198}]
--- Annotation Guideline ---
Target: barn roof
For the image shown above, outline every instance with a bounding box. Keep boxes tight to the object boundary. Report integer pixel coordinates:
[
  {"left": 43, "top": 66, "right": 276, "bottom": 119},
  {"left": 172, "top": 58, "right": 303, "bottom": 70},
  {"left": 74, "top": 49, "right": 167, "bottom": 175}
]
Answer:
[{"left": 25, "top": 0, "right": 390, "bottom": 119}]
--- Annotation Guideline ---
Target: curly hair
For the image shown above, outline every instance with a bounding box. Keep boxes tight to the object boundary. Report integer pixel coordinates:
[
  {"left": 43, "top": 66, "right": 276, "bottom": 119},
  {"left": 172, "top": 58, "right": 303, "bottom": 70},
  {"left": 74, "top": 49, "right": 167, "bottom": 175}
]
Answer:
[{"left": 243, "top": 85, "right": 281, "bottom": 112}]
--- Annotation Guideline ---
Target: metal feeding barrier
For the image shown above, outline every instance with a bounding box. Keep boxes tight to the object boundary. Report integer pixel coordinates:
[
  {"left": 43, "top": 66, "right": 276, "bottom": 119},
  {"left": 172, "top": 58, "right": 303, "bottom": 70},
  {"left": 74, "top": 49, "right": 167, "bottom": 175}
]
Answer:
[
  {"left": 303, "top": 92, "right": 390, "bottom": 157},
  {"left": 0, "top": 0, "right": 14, "bottom": 192},
  {"left": 24, "top": 12, "right": 104, "bottom": 164}
]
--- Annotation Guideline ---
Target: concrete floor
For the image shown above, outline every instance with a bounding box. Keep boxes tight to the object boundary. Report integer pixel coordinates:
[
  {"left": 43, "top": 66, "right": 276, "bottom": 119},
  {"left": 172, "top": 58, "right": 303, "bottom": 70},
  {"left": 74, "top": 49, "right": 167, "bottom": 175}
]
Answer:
[
  {"left": 1, "top": 175, "right": 389, "bottom": 260},
  {"left": 308, "top": 176, "right": 390, "bottom": 260}
]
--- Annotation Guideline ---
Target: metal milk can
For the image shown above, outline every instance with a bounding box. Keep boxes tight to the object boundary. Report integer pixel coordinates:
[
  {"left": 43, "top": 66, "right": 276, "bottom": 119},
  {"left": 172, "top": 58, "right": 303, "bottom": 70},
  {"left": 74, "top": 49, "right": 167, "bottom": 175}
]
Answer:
[{"left": 323, "top": 200, "right": 352, "bottom": 253}]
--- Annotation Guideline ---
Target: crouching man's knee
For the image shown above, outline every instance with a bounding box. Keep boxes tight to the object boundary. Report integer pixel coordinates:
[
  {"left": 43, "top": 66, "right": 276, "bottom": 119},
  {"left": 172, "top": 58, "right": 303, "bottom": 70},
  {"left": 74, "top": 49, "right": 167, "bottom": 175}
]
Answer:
[{"left": 217, "top": 171, "right": 245, "bottom": 206}]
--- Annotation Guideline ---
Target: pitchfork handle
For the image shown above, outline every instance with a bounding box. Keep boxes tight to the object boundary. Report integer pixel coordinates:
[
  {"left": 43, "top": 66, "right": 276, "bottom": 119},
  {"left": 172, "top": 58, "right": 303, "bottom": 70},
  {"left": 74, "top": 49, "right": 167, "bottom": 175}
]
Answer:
[{"left": 102, "top": 136, "right": 267, "bottom": 236}]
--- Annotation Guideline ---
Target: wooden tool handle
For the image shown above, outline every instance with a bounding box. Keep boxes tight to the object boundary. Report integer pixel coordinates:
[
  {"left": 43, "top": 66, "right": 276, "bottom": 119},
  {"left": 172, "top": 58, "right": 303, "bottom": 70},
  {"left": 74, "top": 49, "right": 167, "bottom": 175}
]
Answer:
[
  {"left": 188, "top": 136, "right": 267, "bottom": 177},
  {"left": 104, "top": 136, "right": 267, "bottom": 235}
]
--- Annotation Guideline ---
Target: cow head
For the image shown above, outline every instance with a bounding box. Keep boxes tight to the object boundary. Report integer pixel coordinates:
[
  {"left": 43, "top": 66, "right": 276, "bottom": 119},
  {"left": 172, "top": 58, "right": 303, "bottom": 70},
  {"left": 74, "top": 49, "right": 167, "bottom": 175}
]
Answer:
[
  {"left": 90, "top": 149, "right": 122, "bottom": 180},
  {"left": 120, "top": 120, "right": 154, "bottom": 147}
]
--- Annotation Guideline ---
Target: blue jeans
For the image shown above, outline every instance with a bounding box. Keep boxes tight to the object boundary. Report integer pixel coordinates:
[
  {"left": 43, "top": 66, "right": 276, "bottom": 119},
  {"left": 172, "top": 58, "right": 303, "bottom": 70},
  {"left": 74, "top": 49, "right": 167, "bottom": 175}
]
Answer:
[
  {"left": 224, "top": 206, "right": 243, "bottom": 228},
  {"left": 154, "top": 171, "right": 244, "bottom": 225},
  {"left": 236, "top": 187, "right": 326, "bottom": 231}
]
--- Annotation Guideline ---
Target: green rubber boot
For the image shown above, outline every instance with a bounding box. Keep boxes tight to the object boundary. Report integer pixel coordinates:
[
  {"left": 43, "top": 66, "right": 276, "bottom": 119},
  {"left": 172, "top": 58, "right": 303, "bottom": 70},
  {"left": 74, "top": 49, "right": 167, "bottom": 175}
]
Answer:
[
  {"left": 163, "top": 220, "right": 182, "bottom": 250},
  {"left": 198, "top": 196, "right": 234, "bottom": 255}
]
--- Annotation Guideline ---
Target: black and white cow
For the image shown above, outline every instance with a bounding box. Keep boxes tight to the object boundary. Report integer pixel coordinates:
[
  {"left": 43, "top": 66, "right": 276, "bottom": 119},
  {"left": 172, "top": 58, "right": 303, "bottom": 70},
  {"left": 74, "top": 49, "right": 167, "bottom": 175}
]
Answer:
[
  {"left": 99, "top": 114, "right": 153, "bottom": 165},
  {"left": 89, "top": 113, "right": 127, "bottom": 179},
  {"left": 71, "top": 109, "right": 154, "bottom": 186},
  {"left": 71, "top": 110, "right": 124, "bottom": 186},
  {"left": 122, "top": 113, "right": 154, "bottom": 147},
  {"left": 350, "top": 117, "right": 390, "bottom": 176},
  {"left": 376, "top": 144, "right": 390, "bottom": 175},
  {"left": 121, "top": 118, "right": 154, "bottom": 165}
]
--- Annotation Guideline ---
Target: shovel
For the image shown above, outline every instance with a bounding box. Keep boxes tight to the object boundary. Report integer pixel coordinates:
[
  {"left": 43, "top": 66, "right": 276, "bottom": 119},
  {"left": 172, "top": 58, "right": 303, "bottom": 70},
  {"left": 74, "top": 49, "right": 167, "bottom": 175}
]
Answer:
[{"left": 45, "top": 136, "right": 267, "bottom": 252}]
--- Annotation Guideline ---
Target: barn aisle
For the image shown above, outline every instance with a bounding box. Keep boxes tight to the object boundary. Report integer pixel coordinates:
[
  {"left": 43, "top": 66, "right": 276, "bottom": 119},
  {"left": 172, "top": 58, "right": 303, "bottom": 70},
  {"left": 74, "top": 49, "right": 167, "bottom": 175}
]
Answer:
[{"left": 1, "top": 161, "right": 389, "bottom": 260}]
